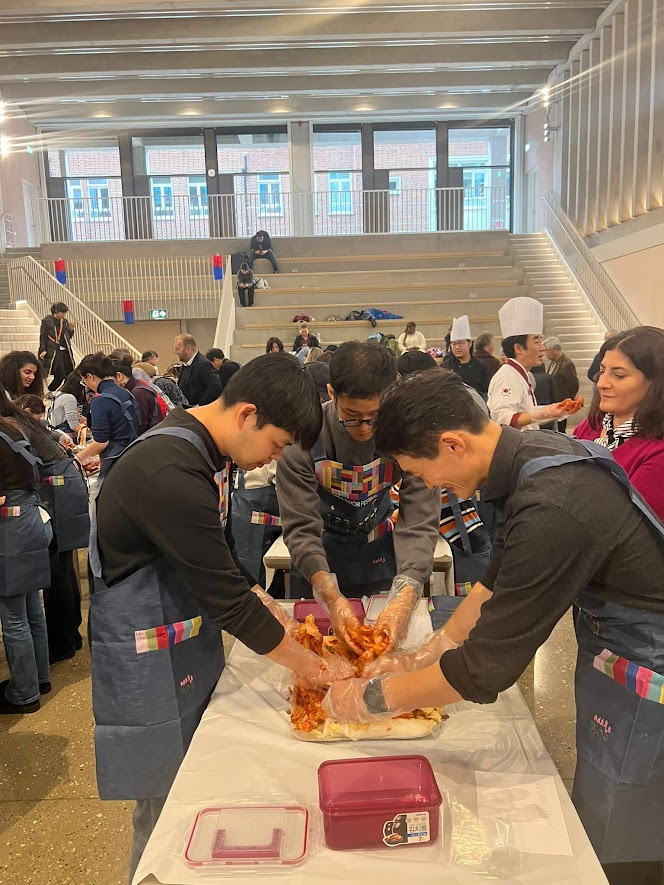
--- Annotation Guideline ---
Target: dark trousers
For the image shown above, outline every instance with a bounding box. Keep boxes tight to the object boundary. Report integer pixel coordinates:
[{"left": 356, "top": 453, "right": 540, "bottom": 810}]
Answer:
[
  {"left": 45, "top": 549, "right": 82, "bottom": 658},
  {"left": 248, "top": 249, "right": 279, "bottom": 272},
  {"left": 602, "top": 861, "right": 664, "bottom": 885},
  {"left": 47, "top": 352, "right": 74, "bottom": 392},
  {"left": 237, "top": 283, "right": 257, "bottom": 307}
]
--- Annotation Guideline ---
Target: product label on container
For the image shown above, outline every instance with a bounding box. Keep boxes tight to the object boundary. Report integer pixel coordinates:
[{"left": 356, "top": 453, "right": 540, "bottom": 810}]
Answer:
[{"left": 382, "top": 812, "right": 430, "bottom": 847}]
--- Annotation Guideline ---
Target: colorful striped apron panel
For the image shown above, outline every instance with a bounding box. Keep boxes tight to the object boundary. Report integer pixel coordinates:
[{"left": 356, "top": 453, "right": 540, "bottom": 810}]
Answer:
[
  {"left": 593, "top": 648, "right": 664, "bottom": 705},
  {"left": 251, "top": 511, "right": 282, "bottom": 527},
  {"left": 315, "top": 456, "right": 395, "bottom": 503},
  {"left": 214, "top": 463, "right": 230, "bottom": 526},
  {"left": 42, "top": 476, "right": 66, "bottom": 487},
  {"left": 0, "top": 506, "right": 21, "bottom": 517},
  {"left": 439, "top": 490, "right": 483, "bottom": 543},
  {"left": 135, "top": 616, "right": 203, "bottom": 654},
  {"left": 367, "top": 517, "right": 394, "bottom": 544}
]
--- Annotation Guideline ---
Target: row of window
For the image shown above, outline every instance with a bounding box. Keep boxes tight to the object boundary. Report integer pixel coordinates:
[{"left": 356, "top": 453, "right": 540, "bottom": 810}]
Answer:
[{"left": 65, "top": 170, "right": 491, "bottom": 220}]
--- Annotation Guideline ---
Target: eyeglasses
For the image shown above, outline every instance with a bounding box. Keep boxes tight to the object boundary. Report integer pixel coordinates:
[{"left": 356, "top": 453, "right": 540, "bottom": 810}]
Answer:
[{"left": 337, "top": 416, "right": 376, "bottom": 428}]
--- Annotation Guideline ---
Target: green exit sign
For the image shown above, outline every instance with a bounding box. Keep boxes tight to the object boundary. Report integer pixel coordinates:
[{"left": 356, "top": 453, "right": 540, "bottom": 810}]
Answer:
[{"left": 150, "top": 309, "right": 168, "bottom": 320}]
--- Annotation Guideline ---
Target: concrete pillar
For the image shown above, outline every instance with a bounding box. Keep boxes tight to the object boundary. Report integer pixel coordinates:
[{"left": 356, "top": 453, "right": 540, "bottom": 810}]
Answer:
[
  {"left": 596, "top": 26, "right": 612, "bottom": 232},
  {"left": 608, "top": 12, "right": 625, "bottom": 227},
  {"left": 585, "top": 39, "right": 601, "bottom": 236},
  {"left": 619, "top": 1, "right": 638, "bottom": 222},
  {"left": 287, "top": 120, "right": 314, "bottom": 237},
  {"left": 633, "top": 0, "right": 654, "bottom": 217},
  {"left": 647, "top": 0, "right": 664, "bottom": 208},
  {"left": 567, "top": 58, "right": 581, "bottom": 227},
  {"left": 575, "top": 48, "right": 591, "bottom": 234},
  {"left": 559, "top": 71, "right": 572, "bottom": 211},
  {"left": 512, "top": 115, "right": 525, "bottom": 233}
]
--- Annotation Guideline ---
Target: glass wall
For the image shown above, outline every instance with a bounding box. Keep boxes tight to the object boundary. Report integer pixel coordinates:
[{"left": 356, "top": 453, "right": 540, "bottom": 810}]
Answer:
[
  {"left": 217, "top": 130, "right": 290, "bottom": 236},
  {"left": 374, "top": 127, "right": 436, "bottom": 233},
  {"left": 312, "top": 128, "right": 363, "bottom": 234},
  {"left": 133, "top": 135, "right": 207, "bottom": 239},
  {"left": 448, "top": 126, "right": 511, "bottom": 230},
  {"left": 47, "top": 143, "right": 124, "bottom": 240}
]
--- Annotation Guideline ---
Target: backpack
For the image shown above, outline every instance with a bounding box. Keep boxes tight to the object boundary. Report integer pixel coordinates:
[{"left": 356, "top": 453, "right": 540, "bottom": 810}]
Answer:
[{"left": 368, "top": 332, "right": 399, "bottom": 357}]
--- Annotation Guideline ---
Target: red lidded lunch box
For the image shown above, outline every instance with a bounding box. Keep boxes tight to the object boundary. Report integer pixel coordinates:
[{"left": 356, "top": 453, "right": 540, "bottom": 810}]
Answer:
[
  {"left": 294, "top": 599, "right": 365, "bottom": 635},
  {"left": 318, "top": 755, "right": 442, "bottom": 850}
]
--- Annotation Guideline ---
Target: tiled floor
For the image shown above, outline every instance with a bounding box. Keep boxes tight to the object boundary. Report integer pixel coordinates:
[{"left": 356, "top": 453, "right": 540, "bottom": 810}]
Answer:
[{"left": 0, "top": 579, "right": 579, "bottom": 885}]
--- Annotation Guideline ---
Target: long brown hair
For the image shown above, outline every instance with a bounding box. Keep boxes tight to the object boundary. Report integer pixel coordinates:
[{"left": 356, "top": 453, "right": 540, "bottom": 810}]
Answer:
[
  {"left": 588, "top": 326, "right": 664, "bottom": 439},
  {"left": 0, "top": 351, "right": 44, "bottom": 399}
]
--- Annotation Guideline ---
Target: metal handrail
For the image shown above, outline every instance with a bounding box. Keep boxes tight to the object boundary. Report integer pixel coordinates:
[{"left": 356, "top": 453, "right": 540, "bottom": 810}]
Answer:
[
  {"left": 542, "top": 192, "right": 640, "bottom": 332},
  {"left": 7, "top": 256, "right": 140, "bottom": 359}
]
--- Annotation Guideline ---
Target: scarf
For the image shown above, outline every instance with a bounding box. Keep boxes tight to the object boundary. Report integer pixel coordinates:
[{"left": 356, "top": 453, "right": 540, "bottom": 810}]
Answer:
[{"left": 595, "top": 413, "right": 637, "bottom": 451}]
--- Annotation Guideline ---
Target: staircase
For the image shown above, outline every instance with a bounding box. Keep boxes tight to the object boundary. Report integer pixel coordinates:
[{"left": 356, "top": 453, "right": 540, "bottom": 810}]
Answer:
[
  {"left": 0, "top": 248, "right": 44, "bottom": 357},
  {"left": 509, "top": 233, "right": 605, "bottom": 400}
]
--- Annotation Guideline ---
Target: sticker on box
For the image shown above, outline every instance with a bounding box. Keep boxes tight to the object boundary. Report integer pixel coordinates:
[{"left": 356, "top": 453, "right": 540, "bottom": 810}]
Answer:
[{"left": 382, "top": 811, "right": 430, "bottom": 846}]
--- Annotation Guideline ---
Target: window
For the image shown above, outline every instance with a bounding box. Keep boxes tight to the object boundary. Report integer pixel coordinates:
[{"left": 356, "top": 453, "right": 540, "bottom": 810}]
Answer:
[
  {"left": 328, "top": 172, "right": 353, "bottom": 215},
  {"left": 257, "top": 173, "right": 283, "bottom": 216},
  {"left": 151, "top": 176, "right": 174, "bottom": 217},
  {"left": 88, "top": 179, "right": 111, "bottom": 218},
  {"left": 464, "top": 170, "right": 486, "bottom": 204},
  {"left": 66, "top": 179, "right": 84, "bottom": 217},
  {"left": 389, "top": 175, "right": 402, "bottom": 194},
  {"left": 188, "top": 175, "right": 208, "bottom": 217}
]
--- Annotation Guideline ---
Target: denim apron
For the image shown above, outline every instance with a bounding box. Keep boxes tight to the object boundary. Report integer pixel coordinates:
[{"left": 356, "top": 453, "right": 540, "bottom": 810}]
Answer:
[
  {"left": 231, "top": 470, "right": 282, "bottom": 586},
  {"left": 0, "top": 431, "right": 52, "bottom": 595},
  {"left": 518, "top": 439, "right": 664, "bottom": 864},
  {"left": 290, "top": 439, "right": 397, "bottom": 598},
  {"left": 96, "top": 389, "right": 140, "bottom": 477},
  {"left": 90, "top": 426, "right": 227, "bottom": 801},
  {"left": 39, "top": 456, "right": 90, "bottom": 552}
]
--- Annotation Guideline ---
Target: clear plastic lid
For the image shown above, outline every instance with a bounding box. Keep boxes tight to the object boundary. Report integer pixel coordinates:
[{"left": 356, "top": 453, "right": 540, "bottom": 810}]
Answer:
[
  {"left": 185, "top": 805, "right": 309, "bottom": 868},
  {"left": 294, "top": 599, "right": 365, "bottom": 626},
  {"left": 318, "top": 755, "right": 442, "bottom": 814},
  {"left": 364, "top": 593, "right": 391, "bottom": 624}
]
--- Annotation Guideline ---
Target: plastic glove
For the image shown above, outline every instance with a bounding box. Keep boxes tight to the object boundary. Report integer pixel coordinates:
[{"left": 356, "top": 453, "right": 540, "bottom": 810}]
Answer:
[
  {"left": 530, "top": 404, "right": 567, "bottom": 423},
  {"left": 363, "top": 627, "right": 459, "bottom": 678},
  {"left": 312, "top": 572, "right": 364, "bottom": 654},
  {"left": 322, "top": 674, "right": 406, "bottom": 724},
  {"left": 374, "top": 575, "right": 423, "bottom": 652},
  {"left": 250, "top": 584, "right": 299, "bottom": 635},
  {"left": 268, "top": 633, "right": 355, "bottom": 689}
]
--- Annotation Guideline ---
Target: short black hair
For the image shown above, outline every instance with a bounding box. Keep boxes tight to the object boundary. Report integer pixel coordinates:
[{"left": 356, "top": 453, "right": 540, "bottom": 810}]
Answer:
[
  {"left": 265, "top": 337, "right": 284, "bottom": 353},
  {"left": 374, "top": 368, "right": 489, "bottom": 458},
  {"left": 397, "top": 350, "right": 436, "bottom": 377},
  {"left": 51, "top": 302, "right": 68, "bottom": 314},
  {"left": 78, "top": 353, "right": 114, "bottom": 379},
  {"left": 501, "top": 335, "right": 528, "bottom": 359},
  {"left": 329, "top": 341, "right": 397, "bottom": 399},
  {"left": 222, "top": 352, "right": 322, "bottom": 450},
  {"left": 15, "top": 394, "right": 46, "bottom": 415},
  {"left": 206, "top": 348, "right": 225, "bottom": 362},
  {"left": 142, "top": 350, "right": 158, "bottom": 361},
  {"left": 110, "top": 358, "right": 132, "bottom": 379}
]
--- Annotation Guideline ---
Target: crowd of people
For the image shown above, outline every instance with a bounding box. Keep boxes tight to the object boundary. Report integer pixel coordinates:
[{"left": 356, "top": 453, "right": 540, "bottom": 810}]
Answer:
[{"left": 1, "top": 283, "right": 663, "bottom": 885}]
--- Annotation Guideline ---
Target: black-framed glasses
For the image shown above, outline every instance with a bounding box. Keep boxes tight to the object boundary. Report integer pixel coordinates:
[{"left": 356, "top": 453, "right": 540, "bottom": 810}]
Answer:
[{"left": 337, "top": 416, "right": 376, "bottom": 428}]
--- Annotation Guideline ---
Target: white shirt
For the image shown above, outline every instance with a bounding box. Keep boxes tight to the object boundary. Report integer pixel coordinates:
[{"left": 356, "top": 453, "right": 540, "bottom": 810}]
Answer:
[
  {"left": 182, "top": 350, "right": 198, "bottom": 367},
  {"left": 488, "top": 360, "right": 539, "bottom": 431}
]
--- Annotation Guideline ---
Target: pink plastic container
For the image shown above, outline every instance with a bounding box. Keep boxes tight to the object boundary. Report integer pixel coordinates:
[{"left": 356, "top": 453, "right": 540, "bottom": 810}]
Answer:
[
  {"left": 294, "top": 599, "right": 365, "bottom": 635},
  {"left": 318, "top": 755, "right": 442, "bottom": 850}
]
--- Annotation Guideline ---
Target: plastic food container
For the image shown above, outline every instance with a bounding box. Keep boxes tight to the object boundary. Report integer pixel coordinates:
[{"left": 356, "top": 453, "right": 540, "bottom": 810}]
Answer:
[
  {"left": 364, "top": 593, "right": 391, "bottom": 624},
  {"left": 294, "top": 599, "right": 365, "bottom": 634},
  {"left": 185, "top": 805, "right": 309, "bottom": 868},
  {"left": 318, "top": 755, "right": 442, "bottom": 850}
]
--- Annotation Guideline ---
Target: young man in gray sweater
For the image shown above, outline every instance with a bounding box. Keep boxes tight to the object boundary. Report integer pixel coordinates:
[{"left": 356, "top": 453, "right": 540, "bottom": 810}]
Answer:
[{"left": 277, "top": 341, "right": 440, "bottom": 653}]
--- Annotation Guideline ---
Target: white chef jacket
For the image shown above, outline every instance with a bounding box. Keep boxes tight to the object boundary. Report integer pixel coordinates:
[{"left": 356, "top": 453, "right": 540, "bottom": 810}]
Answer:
[{"left": 488, "top": 360, "right": 539, "bottom": 431}]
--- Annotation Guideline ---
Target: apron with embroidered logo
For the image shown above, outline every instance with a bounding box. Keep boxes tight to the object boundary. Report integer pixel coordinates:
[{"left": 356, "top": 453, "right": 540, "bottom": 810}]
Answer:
[
  {"left": 0, "top": 431, "right": 52, "bottom": 595},
  {"left": 39, "top": 455, "right": 90, "bottom": 552},
  {"left": 518, "top": 439, "right": 664, "bottom": 864},
  {"left": 231, "top": 469, "right": 282, "bottom": 586},
  {"left": 90, "top": 426, "right": 227, "bottom": 800},
  {"left": 290, "top": 438, "right": 397, "bottom": 598}
]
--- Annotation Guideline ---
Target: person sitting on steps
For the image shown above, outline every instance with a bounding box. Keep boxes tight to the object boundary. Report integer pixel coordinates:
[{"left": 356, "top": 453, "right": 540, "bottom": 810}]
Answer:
[{"left": 248, "top": 230, "right": 280, "bottom": 273}]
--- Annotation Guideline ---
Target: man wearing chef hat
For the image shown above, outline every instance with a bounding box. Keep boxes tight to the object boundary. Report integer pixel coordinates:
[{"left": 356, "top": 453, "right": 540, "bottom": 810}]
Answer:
[
  {"left": 487, "top": 296, "right": 565, "bottom": 430},
  {"left": 443, "top": 315, "right": 490, "bottom": 396}
]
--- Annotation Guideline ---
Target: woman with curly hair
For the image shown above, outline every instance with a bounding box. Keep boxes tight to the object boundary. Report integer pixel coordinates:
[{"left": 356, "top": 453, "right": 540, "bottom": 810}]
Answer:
[{"left": 0, "top": 351, "right": 44, "bottom": 400}]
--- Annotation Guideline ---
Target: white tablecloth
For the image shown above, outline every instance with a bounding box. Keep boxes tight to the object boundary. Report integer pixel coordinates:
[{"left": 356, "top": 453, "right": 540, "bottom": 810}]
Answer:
[{"left": 133, "top": 604, "right": 607, "bottom": 884}]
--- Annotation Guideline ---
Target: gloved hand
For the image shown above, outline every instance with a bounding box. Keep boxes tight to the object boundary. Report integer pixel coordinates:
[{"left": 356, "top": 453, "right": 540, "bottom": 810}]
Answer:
[
  {"left": 251, "top": 584, "right": 299, "bottom": 635},
  {"left": 322, "top": 674, "right": 405, "bottom": 724},
  {"left": 268, "top": 633, "right": 355, "bottom": 689},
  {"left": 530, "top": 404, "right": 567, "bottom": 423},
  {"left": 374, "top": 575, "right": 423, "bottom": 652},
  {"left": 363, "top": 627, "right": 458, "bottom": 678},
  {"left": 312, "top": 572, "right": 364, "bottom": 654}
]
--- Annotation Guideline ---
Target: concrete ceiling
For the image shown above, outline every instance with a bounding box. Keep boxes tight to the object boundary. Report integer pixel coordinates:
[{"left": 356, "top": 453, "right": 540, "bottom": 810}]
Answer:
[{"left": 0, "top": 0, "right": 615, "bottom": 129}]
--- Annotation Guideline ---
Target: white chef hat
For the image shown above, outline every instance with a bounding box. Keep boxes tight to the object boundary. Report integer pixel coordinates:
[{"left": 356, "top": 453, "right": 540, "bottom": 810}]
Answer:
[
  {"left": 451, "top": 315, "right": 472, "bottom": 341},
  {"left": 499, "top": 297, "right": 543, "bottom": 339}
]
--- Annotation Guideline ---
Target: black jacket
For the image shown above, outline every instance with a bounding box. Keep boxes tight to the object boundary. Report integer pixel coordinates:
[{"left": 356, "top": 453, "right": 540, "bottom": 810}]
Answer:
[
  {"left": 177, "top": 352, "right": 222, "bottom": 406},
  {"left": 250, "top": 231, "right": 273, "bottom": 252},
  {"left": 293, "top": 334, "right": 320, "bottom": 353},
  {"left": 39, "top": 315, "right": 75, "bottom": 373},
  {"left": 443, "top": 354, "right": 490, "bottom": 395}
]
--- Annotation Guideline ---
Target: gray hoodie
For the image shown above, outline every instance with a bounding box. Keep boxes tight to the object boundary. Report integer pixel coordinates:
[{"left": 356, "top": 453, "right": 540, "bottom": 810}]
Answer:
[{"left": 276, "top": 399, "right": 440, "bottom": 585}]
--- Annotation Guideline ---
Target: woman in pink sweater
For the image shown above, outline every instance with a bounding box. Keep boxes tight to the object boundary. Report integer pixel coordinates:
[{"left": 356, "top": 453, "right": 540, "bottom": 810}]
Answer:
[{"left": 574, "top": 326, "right": 664, "bottom": 520}]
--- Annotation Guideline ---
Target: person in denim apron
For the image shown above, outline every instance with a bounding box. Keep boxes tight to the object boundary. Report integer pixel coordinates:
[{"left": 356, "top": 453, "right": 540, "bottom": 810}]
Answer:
[
  {"left": 324, "top": 369, "right": 664, "bottom": 885},
  {"left": 90, "top": 353, "right": 352, "bottom": 881},
  {"left": 277, "top": 341, "right": 440, "bottom": 651},
  {"left": 231, "top": 463, "right": 282, "bottom": 587},
  {"left": 0, "top": 419, "right": 52, "bottom": 714}
]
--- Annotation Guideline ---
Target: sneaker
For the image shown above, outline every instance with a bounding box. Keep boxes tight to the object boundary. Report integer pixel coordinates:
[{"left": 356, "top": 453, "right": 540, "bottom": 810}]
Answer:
[
  {"left": 0, "top": 680, "right": 40, "bottom": 714},
  {"left": 39, "top": 681, "right": 52, "bottom": 695}
]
